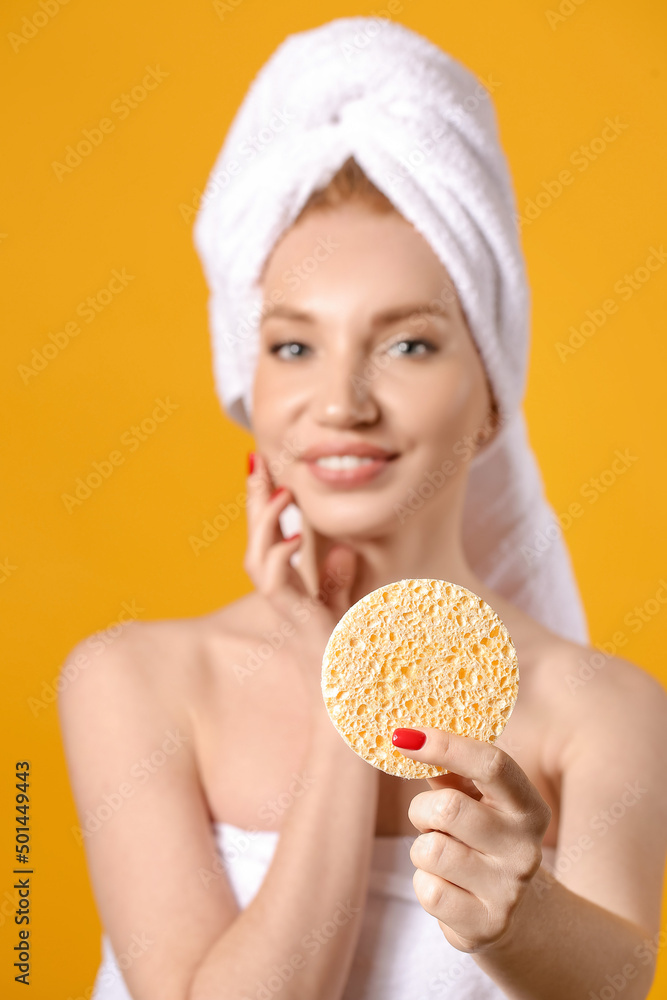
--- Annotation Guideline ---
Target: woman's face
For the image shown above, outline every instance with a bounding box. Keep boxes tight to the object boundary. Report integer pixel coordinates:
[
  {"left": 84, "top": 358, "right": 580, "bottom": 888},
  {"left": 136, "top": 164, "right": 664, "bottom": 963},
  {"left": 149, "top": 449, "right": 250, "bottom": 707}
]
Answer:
[{"left": 252, "top": 201, "right": 495, "bottom": 538}]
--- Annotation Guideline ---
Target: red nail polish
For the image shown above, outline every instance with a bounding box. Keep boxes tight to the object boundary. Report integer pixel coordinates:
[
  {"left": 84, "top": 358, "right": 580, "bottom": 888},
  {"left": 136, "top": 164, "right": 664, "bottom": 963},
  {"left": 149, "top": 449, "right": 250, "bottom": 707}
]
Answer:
[
  {"left": 270, "top": 486, "right": 287, "bottom": 499},
  {"left": 248, "top": 451, "right": 255, "bottom": 474},
  {"left": 392, "top": 728, "right": 426, "bottom": 750},
  {"left": 284, "top": 532, "right": 301, "bottom": 542}
]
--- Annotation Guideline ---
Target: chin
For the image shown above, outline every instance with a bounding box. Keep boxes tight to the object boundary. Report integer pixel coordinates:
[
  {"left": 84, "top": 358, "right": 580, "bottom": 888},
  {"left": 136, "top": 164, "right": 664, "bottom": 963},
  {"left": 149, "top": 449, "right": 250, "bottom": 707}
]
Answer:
[{"left": 296, "top": 491, "right": 409, "bottom": 540}]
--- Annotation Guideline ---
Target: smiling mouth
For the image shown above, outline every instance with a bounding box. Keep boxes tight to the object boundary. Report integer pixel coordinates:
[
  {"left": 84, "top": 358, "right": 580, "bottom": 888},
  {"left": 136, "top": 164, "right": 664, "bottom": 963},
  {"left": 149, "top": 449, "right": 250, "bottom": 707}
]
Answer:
[
  {"left": 304, "top": 452, "right": 398, "bottom": 487},
  {"left": 313, "top": 455, "right": 379, "bottom": 470}
]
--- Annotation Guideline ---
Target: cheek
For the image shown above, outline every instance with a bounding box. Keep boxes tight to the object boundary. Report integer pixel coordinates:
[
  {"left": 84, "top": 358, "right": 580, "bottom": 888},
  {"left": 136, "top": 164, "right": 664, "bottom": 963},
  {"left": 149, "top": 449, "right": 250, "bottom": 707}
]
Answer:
[
  {"left": 388, "top": 359, "right": 482, "bottom": 440},
  {"left": 250, "top": 361, "right": 294, "bottom": 438},
  {"left": 250, "top": 364, "right": 314, "bottom": 480}
]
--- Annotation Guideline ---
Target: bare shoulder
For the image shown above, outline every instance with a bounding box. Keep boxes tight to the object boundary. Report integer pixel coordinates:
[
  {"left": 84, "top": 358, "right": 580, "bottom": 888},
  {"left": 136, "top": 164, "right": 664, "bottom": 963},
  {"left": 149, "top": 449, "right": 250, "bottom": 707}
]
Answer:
[
  {"left": 526, "top": 630, "right": 667, "bottom": 774},
  {"left": 56, "top": 590, "right": 271, "bottom": 843},
  {"left": 518, "top": 633, "right": 667, "bottom": 937},
  {"left": 56, "top": 601, "right": 261, "bottom": 997},
  {"left": 56, "top": 590, "right": 268, "bottom": 723},
  {"left": 536, "top": 633, "right": 667, "bottom": 718},
  {"left": 563, "top": 642, "right": 667, "bottom": 754}
]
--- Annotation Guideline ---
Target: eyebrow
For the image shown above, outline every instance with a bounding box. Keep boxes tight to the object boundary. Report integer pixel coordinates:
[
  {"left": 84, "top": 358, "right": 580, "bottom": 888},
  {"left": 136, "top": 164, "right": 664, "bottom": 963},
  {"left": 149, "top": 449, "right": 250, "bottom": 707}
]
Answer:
[{"left": 260, "top": 300, "right": 453, "bottom": 328}]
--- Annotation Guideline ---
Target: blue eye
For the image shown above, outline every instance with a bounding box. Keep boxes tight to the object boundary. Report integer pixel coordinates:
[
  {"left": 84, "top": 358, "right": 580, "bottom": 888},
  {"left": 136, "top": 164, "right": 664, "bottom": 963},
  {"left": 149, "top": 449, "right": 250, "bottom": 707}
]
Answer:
[
  {"left": 269, "top": 342, "right": 310, "bottom": 359},
  {"left": 268, "top": 338, "right": 436, "bottom": 361},
  {"left": 388, "top": 339, "right": 435, "bottom": 356}
]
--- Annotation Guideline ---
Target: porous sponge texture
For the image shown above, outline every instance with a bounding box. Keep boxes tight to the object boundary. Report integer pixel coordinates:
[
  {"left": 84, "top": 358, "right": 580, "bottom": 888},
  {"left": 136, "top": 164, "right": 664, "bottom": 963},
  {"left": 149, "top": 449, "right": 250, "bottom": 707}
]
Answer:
[{"left": 321, "top": 579, "right": 519, "bottom": 779}]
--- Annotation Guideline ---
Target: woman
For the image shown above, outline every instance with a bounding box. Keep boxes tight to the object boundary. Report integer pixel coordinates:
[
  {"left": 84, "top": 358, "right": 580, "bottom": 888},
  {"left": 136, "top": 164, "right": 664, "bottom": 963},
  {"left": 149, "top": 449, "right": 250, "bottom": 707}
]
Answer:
[{"left": 59, "top": 17, "right": 667, "bottom": 1000}]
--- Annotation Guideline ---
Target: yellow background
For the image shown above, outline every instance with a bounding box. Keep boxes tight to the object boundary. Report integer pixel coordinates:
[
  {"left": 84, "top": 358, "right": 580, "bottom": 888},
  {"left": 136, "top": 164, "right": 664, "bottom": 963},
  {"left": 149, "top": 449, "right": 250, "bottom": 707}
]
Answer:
[{"left": 1, "top": 1, "right": 666, "bottom": 996}]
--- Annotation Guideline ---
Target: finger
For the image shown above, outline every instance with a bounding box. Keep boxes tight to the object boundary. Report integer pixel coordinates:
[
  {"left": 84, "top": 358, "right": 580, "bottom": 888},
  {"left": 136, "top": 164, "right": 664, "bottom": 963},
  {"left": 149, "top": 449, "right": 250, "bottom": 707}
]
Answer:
[
  {"left": 411, "top": 866, "right": 487, "bottom": 944},
  {"left": 410, "top": 830, "right": 501, "bottom": 901},
  {"left": 245, "top": 451, "right": 275, "bottom": 537},
  {"left": 244, "top": 484, "right": 294, "bottom": 581},
  {"left": 408, "top": 787, "right": 508, "bottom": 855},
  {"left": 261, "top": 535, "right": 307, "bottom": 612},
  {"left": 392, "top": 728, "right": 538, "bottom": 815},
  {"left": 250, "top": 486, "right": 292, "bottom": 556}
]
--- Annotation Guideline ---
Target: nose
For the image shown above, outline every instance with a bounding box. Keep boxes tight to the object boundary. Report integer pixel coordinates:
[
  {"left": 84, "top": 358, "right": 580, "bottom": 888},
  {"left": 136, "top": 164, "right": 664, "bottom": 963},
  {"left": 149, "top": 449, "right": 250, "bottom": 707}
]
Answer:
[{"left": 312, "top": 359, "right": 380, "bottom": 428}]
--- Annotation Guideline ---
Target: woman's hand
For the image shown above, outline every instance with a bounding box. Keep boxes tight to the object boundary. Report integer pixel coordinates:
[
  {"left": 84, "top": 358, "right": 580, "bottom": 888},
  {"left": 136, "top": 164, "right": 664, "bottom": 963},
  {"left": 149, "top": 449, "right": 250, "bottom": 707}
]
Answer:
[
  {"left": 393, "top": 727, "right": 551, "bottom": 954},
  {"left": 243, "top": 451, "right": 358, "bottom": 704}
]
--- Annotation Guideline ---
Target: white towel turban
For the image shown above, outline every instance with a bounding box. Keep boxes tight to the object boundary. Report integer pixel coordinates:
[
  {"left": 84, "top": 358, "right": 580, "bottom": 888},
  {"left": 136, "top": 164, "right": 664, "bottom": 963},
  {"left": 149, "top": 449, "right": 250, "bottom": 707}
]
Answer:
[{"left": 193, "top": 16, "right": 589, "bottom": 644}]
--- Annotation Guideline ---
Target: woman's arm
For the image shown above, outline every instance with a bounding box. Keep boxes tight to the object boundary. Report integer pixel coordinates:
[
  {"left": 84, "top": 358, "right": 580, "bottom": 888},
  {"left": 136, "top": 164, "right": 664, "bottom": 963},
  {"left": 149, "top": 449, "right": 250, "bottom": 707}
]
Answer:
[
  {"left": 185, "top": 452, "right": 380, "bottom": 998},
  {"left": 397, "top": 654, "right": 667, "bottom": 1000},
  {"left": 60, "top": 454, "right": 379, "bottom": 1000},
  {"left": 58, "top": 627, "right": 241, "bottom": 1000},
  {"left": 188, "top": 701, "right": 379, "bottom": 1000},
  {"left": 471, "top": 869, "right": 660, "bottom": 1000},
  {"left": 59, "top": 628, "right": 379, "bottom": 1000},
  {"left": 471, "top": 657, "right": 667, "bottom": 1000}
]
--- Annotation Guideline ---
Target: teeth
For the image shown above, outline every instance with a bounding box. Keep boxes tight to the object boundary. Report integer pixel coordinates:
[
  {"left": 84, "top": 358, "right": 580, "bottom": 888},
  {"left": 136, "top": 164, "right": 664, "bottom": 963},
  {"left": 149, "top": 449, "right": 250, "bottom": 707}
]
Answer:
[{"left": 315, "top": 455, "right": 379, "bottom": 469}]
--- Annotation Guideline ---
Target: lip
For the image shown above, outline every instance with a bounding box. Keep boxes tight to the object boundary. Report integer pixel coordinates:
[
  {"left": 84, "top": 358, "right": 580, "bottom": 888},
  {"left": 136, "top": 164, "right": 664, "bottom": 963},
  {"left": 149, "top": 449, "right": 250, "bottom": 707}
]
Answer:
[
  {"left": 301, "top": 441, "right": 398, "bottom": 461},
  {"left": 301, "top": 441, "right": 399, "bottom": 487}
]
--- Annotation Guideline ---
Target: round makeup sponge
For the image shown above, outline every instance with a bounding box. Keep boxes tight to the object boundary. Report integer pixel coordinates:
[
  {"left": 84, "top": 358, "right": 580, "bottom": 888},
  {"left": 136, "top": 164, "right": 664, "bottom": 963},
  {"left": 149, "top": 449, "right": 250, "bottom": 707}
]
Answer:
[{"left": 321, "top": 579, "right": 519, "bottom": 779}]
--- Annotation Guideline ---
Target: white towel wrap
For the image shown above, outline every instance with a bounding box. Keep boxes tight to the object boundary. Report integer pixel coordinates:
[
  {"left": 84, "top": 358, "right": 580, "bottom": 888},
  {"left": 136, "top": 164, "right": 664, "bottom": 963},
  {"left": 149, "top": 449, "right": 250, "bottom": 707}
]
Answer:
[
  {"left": 193, "top": 16, "right": 589, "bottom": 644},
  {"left": 90, "top": 821, "right": 559, "bottom": 999}
]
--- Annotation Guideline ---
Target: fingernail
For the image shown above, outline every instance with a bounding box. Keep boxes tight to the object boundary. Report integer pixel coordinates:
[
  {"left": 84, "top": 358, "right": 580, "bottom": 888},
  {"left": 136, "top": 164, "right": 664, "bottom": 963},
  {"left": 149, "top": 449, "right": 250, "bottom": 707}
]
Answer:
[
  {"left": 270, "top": 486, "right": 287, "bottom": 499},
  {"left": 247, "top": 451, "right": 255, "bottom": 475},
  {"left": 284, "top": 532, "right": 301, "bottom": 542},
  {"left": 392, "top": 728, "right": 426, "bottom": 750}
]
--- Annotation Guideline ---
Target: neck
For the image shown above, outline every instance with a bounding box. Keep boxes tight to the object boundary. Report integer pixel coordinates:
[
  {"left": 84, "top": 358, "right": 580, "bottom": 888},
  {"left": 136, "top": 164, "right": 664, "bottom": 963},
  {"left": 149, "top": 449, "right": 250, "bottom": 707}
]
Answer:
[
  {"left": 345, "top": 529, "right": 484, "bottom": 608},
  {"left": 298, "top": 477, "right": 495, "bottom": 609},
  {"left": 296, "top": 509, "right": 541, "bottom": 657}
]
